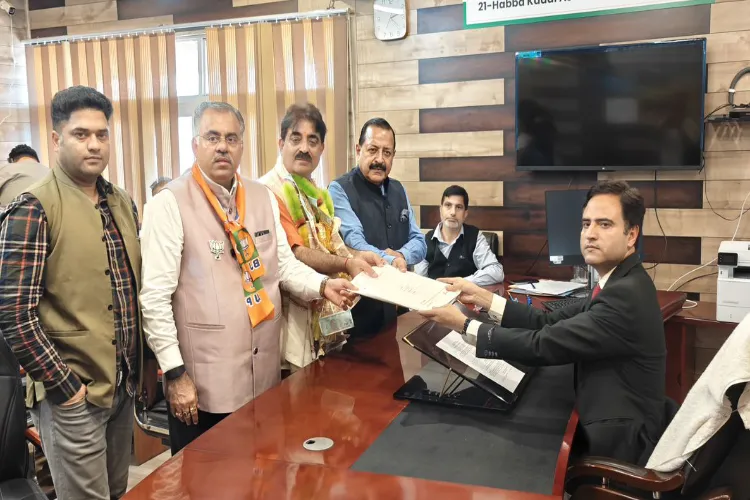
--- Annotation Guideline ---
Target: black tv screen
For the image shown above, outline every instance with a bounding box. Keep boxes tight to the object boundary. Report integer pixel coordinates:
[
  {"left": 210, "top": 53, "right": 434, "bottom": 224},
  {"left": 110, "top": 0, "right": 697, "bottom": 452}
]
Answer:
[{"left": 515, "top": 39, "right": 706, "bottom": 171}]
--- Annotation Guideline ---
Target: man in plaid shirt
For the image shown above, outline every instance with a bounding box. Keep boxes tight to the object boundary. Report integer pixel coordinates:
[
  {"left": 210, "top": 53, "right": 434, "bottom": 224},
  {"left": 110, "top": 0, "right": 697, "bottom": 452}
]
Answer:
[{"left": 0, "top": 86, "right": 148, "bottom": 500}]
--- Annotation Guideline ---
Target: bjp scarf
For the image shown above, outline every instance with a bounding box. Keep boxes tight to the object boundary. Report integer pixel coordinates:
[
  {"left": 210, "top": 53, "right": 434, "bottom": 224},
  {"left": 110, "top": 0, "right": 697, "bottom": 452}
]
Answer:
[{"left": 192, "top": 164, "right": 275, "bottom": 327}]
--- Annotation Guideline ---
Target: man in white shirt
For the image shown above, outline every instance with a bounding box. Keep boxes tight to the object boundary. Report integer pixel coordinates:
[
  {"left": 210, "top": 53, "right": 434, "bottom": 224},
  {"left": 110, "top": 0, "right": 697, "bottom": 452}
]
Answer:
[
  {"left": 139, "top": 102, "right": 356, "bottom": 454},
  {"left": 414, "top": 185, "right": 503, "bottom": 286},
  {"left": 419, "top": 181, "right": 668, "bottom": 465}
]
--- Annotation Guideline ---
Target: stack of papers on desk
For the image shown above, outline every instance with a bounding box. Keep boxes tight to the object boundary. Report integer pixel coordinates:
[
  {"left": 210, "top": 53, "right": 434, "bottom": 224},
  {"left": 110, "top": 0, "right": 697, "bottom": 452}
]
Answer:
[
  {"left": 508, "top": 280, "right": 586, "bottom": 297},
  {"left": 350, "top": 265, "right": 460, "bottom": 310}
]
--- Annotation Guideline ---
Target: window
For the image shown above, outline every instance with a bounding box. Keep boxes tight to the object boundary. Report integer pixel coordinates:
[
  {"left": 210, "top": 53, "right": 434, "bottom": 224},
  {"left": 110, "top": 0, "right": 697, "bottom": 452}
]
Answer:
[{"left": 175, "top": 35, "right": 208, "bottom": 173}]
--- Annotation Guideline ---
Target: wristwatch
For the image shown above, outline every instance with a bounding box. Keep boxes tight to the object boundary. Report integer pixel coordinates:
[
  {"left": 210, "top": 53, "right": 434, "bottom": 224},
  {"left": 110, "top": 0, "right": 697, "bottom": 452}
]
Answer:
[
  {"left": 462, "top": 317, "right": 472, "bottom": 335},
  {"left": 319, "top": 277, "right": 330, "bottom": 297}
]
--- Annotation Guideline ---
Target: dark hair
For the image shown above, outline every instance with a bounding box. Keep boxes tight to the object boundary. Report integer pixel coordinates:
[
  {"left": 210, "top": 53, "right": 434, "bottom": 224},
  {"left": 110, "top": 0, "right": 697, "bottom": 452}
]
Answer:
[
  {"left": 584, "top": 180, "right": 645, "bottom": 244},
  {"left": 51, "top": 86, "right": 113, "bottom": 132},
  {"left": 358, "top": 118, "right": 396, "bottom": 149},
  {"left": 8, "top": 144, "right": 40, "bottom": 163},
  {"left": 280, "top": 103, "right": 327, "bottom": 142},
  {"left": 441, "top": 185, "right": 469, "bottom": 208},
  {"left": 150, "top": 176, "right": 172, "bottom": 195}
]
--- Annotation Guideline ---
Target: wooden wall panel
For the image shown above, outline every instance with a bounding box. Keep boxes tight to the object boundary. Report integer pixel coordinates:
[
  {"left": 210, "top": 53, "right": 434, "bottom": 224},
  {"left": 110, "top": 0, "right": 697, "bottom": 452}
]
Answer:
[
  {"left": 419, "top": 105, "right": 513, "bottom": 134},
  {"left": 504, "top": 5, "right": 710, "bottom": 52},
  {"left": 28, "top": 0, "right": 301, "bottom": 36},
  {"left": 418, "top": 53, "right": 515, "bottom": 85},
  {"left": 401, "top": 181, "right": 503, "bottom": 207},
  {"left": 419, "top": 156, "right": 516, "bottom": 182},
  {"left": 358, "top": 79, "right": 504, "bottom": 112}
]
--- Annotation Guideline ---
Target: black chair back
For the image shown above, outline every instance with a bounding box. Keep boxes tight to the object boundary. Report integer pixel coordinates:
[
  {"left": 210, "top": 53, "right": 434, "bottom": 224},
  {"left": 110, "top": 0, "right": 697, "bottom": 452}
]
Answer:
[
  {"left": 681, "top": 383, "right": 747, "bottom": 496},
  {"left": 482, "top": 232, "right": 500, "bottom": 260},
  {"left": 0, "top": 336, "right": 31, "bottom": 482}
]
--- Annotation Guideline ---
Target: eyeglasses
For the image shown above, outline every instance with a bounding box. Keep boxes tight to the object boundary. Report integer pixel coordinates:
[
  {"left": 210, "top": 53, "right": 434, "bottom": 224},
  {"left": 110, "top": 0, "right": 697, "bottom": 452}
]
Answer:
[{"left": 197, "top": 134, "right": 243, "bottom": 148}]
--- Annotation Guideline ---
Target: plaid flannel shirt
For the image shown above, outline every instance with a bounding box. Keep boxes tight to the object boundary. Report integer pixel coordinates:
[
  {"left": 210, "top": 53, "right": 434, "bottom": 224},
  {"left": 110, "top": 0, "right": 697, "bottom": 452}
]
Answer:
[{"left": 0, "top": 177, "right": 140, "bottom": 404}]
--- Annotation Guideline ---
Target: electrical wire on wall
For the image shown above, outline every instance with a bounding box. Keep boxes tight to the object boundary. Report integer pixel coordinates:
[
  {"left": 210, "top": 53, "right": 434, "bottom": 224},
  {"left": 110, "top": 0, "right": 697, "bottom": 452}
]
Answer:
[{"left": 645, "top": 171, "right": 668, "bottom": 284}]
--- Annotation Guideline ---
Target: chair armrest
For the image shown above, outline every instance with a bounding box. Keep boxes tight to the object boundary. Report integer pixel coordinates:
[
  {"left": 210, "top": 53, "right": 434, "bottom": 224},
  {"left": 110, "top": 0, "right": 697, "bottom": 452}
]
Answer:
[
  {"left": 553, "top": 409, "right": 579, "bottom": 496},
  {"left": 697, "top": 487, "right": 732, "bottom": 500},
  {"left": 566, "top": 456, "right": 684, "bottom": 493},
  {"left": 25, "top": 427, "right": 42, "bottom": 449}
]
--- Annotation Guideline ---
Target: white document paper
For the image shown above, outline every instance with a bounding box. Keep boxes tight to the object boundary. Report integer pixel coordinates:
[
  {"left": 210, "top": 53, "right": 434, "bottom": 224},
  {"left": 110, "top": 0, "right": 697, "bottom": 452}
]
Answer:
[
  {"left": 436, "top": 330, "right": 525, "bottom": 393},
  {"left": 350, "top": 265, "right": 460, "bottom": 311},
  {"left": 508, "top": 280, "right": 586, "bottom": 297}
]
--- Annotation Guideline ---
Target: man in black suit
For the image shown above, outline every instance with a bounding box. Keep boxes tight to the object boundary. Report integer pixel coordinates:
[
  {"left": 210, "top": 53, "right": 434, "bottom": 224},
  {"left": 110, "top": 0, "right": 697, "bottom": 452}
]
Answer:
[{"left": 419, "top": 180, "right": 667, "bottom": 465}]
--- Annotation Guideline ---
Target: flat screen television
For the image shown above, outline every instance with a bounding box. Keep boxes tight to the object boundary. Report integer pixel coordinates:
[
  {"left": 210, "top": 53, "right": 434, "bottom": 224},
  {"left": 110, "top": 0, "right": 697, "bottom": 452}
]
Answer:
[{"left": 515, "top": 39, "right": 707, "bottom": 172}]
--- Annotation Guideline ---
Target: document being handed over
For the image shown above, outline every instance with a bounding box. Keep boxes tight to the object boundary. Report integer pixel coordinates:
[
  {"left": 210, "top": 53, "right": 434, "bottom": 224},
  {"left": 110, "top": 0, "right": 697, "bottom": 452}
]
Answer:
[
  {"left": 349, "top": 265, "right": 460, "bottom": 311},
  {"left": 437, "top": 330, "right": 525, "bottom": 393}
]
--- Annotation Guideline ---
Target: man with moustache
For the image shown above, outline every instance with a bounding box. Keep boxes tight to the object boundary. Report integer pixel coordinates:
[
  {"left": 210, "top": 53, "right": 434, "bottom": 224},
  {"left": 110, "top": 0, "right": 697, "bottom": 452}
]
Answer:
[
  {"left": 260, "top": 103, "right": 384, "bottom": 369},
  {"left": 414, "top": 185, "right": 504, "bottom": 285},
  {"left": 139, "top": 102, "right": 357, "bottom": 454},
  {"left": 0, "top": 86, "right": 148, "bottom": 499},
  {"left": 419, "top": 181, "right": 668, "bottom": 465},
  {"left": 329, "top": 118, "right": 426, "bottom": 336}
]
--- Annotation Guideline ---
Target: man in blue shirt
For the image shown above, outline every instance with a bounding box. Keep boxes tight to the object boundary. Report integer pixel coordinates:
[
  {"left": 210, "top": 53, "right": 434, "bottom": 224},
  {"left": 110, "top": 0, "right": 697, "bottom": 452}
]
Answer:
[{"left": 329, "top": 118, "right": 426, "bottom": 335}]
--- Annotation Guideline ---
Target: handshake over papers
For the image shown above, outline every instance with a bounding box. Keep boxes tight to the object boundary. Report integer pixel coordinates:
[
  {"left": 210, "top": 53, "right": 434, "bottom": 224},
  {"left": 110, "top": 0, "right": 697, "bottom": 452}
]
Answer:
[{"left": 349, "top": 265, "right": 460, "bottom": 311}]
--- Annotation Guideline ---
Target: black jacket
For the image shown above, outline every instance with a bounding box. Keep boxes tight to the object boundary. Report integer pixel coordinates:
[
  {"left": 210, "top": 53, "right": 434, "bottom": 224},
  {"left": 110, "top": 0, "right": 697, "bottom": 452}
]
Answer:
[{"left": 476, "top": 253, "right": 667, "bottom": 465}]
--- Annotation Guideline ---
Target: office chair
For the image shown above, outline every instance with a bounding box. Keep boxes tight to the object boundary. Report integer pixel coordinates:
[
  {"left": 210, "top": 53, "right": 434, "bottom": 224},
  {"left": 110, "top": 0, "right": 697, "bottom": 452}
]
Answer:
[
  {"left": 482, "top": 232, "right": 500, "bottom": 260},
  {"left": 565, "top": 383, "right": 748, "bottom": 499},
  {"left": 0, "top": 338, "right": 47, "bottom": 500}
]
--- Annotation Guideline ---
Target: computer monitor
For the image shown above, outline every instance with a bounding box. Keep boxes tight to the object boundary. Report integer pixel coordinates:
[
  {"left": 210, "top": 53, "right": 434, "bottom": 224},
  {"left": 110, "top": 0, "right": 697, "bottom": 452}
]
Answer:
[
  {"left": 545, "top": 189, "right": 588, "bottom": 267},
  {"left": 545, "top": 189, "right": 644, "bottom": 267}
]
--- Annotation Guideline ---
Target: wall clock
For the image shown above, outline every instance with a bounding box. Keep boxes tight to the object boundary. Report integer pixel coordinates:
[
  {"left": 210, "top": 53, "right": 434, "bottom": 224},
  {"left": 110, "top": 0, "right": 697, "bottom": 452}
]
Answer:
[{"left": 373, "top": 0, "right": 407, "bottom": 41}]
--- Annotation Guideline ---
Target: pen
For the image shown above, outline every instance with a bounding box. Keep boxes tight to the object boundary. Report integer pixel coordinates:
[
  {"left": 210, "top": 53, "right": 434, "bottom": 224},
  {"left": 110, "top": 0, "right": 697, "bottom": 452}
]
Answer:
[{"left": 530, "top": 282, "right": 536, "bottom": 289}]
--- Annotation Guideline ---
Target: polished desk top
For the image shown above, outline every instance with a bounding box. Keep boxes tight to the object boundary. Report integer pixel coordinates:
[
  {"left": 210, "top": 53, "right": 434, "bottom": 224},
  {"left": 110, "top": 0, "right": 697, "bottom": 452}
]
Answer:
[
  {"left": 125, "top": 285, "right": 689, "bottom": 499},
  {"left": 126, "top": 311, "right": 557, "bottom": 499}
]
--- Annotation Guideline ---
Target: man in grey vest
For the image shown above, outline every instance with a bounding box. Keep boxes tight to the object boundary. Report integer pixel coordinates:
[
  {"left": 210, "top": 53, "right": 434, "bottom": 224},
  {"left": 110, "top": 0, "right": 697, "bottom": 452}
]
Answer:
[
  {"left": 329, "top": 118, "right": 426, "bottom": 336},
  {"left": 0, "top": 86, "right": 150, "bottom": 499},
  {"left": 0, "top": 144, "right": 48, "bottom": 208}
]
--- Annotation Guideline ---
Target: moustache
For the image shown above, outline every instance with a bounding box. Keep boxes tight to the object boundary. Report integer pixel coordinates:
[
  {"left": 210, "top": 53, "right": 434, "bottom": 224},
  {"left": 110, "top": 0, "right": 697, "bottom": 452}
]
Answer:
[
  {"left": 213, "top": 155, "right": 231, "bottom": 163},
  {"left": 370, "top": 163, "right": 387, "bottom": 172},
  {"left": 295, "top": 152, "right": 312, "bottom": 162}
]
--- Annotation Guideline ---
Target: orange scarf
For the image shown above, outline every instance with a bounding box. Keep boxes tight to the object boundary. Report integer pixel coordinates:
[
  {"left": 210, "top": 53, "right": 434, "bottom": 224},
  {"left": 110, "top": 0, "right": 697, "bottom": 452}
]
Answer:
[{"left": 192, "top": 164, "right": 275, "bottom": 327}]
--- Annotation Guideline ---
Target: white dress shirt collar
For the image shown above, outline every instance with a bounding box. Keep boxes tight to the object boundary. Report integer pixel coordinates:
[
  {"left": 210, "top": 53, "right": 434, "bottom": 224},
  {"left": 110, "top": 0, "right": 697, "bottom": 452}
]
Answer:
[
  {"left": 433, "top": 222, "right": 464, "bottom": 245},
  {"left": 597, "top": 267, "right": 616, "bottom": 289}
]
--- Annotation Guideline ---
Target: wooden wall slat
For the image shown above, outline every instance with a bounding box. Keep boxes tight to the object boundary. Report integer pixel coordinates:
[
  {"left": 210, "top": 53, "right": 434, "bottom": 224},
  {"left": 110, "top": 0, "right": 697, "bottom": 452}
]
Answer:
[
  {"left": 710, "top": 0, "right": 750, "bottom": 33},
  {"left": 357, "top": 26, "right": 504, "bottom": 65},
  {"left": 418, "top": 52, "right": 515, "bottom": 85},
  {"left": 356, "top": 110, "right": 419, "bottom": 135},
  {"left": 30, "top": 27, "right": 67, "bottom": 38},
  {"left": 642, "top": 236, "right": 703, "bottom": 265},
  {"left": 644, "top": 208, "right": 750, "bottom": 238},
  {"left": 29, "top": 0, "right": 65, "bottom": 9},
  {"left": 389, "top": 158, "right": 420, "bottom": 182},
  {"left": 358, "top": 79, "right": 504, "bottom": 112},
  {"left": 358, "top": 60, "right": 418, "bottom": 88},
  {"left": 505, "top": 5, "right": 710, "bottom": 52},
  {"left": 401, "top": 180, "right": 503, "bottom": 207},
  {"left": 30, "top": 1, "right": 118, "bottom": 30},
  {"left": 397, "top": 130, "right": 503, "bottom": 158},
  {"left": 421, "top": 206, "right": 546, "bottom": 232},
  {"left": 416, "top": 4, "right": 463, "bottom": 34},
  {"left": 419, "top": 105, "right": 513, "bottom": 134},
  {"left": 419, "top": 156, "right": 516, "bottom": 182}
]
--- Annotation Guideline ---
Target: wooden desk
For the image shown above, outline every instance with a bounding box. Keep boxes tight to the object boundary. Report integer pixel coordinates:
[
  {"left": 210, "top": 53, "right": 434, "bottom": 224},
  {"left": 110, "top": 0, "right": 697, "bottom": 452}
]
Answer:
[
  {"left": 125, "top": 312, "right": 562, "bottom": 499},
  {"left": 665, "top": 301, "right": 736, "bottom": 402}
]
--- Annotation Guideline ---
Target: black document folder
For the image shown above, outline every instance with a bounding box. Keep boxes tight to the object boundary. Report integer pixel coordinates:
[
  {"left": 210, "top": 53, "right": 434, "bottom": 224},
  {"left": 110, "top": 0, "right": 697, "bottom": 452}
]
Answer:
[{"left": 395, "top": 319, "right": 534, "bottom": 412}]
